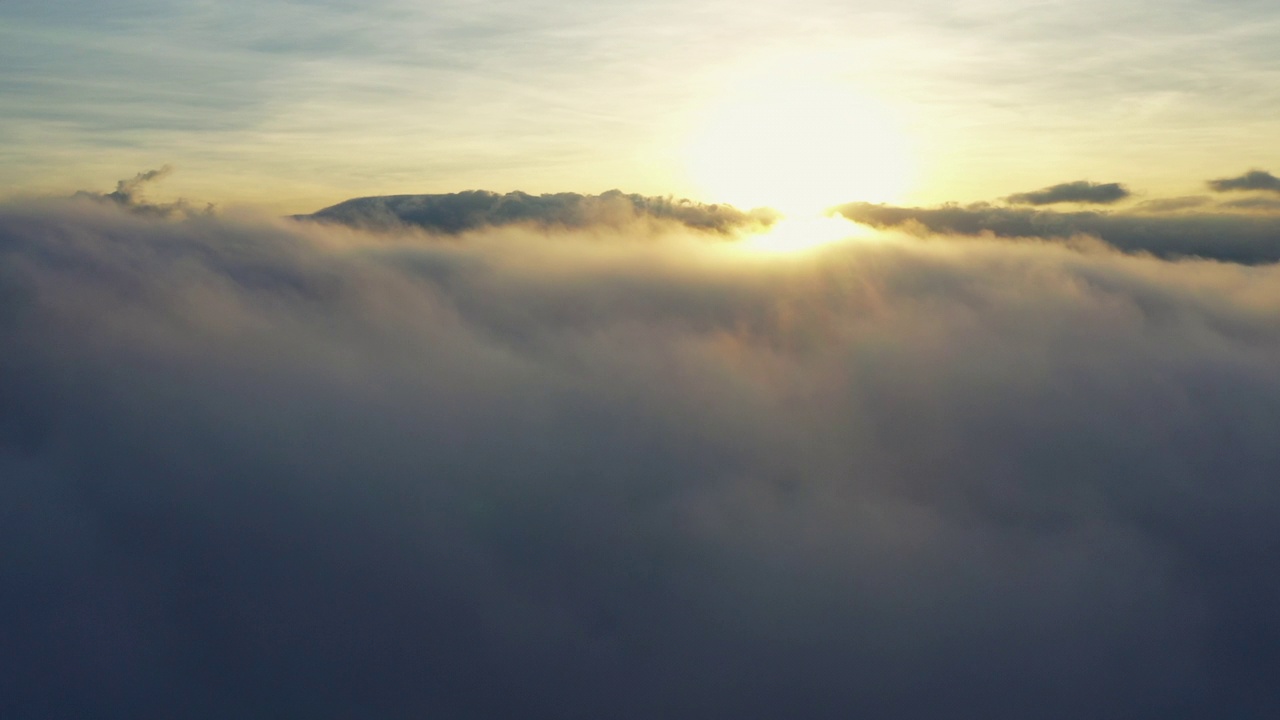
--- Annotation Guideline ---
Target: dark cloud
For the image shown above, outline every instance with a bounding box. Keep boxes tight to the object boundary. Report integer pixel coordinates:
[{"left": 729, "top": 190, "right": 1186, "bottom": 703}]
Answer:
[
  {"left": 72, "top": 166, "right": 211, "bottom": 217},
  {"left": 5, "top": 198, "right": 1280, "bottom": 718},
  {"left": 835, "top": 201, "right": 1280, "bottom": 264},
  {"left": 1006, "top": 180, "right": 1130, "bottom": 206},
  {"left": 1208, "top": 169, "right": 1280, "bottom": 194},
  {"left": 104, "top": 165, "right": 173, "bottom": 205},
  {"left": 300, "top": 189, "right": 777, "bottom": 235}
]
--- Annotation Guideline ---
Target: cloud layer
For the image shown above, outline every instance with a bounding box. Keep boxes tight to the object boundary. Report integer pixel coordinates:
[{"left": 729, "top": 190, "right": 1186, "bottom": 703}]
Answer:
[
  {"left": 836, "top": 201, "right": 1280, "bottom": 264},
  {"left": 4, "top": 198, "right": 1280, "bottom": 717}
]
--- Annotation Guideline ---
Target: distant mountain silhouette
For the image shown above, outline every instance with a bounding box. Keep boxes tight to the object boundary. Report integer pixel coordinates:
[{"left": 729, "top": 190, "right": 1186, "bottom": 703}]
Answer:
[{"left": 297, "top": 189, "right": 777, "bottom": 235}]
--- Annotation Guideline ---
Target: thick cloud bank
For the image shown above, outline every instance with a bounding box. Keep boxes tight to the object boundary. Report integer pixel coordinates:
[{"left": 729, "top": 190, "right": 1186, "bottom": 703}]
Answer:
[
  {"left": 836, "top": 201, "right": 1280, "bottom": 264},
  {"left": 301, "top": 189, "right": 777, "bottom": 235},
  {"left": 4, "top": 199, "right": 1280, "bottom": 718},
  {"left": 1006, "top": 180, "right": 1130, "bottom": 206}
]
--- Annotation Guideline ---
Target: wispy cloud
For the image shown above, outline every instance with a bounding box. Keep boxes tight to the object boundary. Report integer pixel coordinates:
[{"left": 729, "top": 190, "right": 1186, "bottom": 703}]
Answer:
[
  {"left": 7, "top": 1, "right": 1280, "bottom": 207},
  {"left": 71, "top": 165, "right": 211, "bottom": 216},
  {"left": 101, "top": 165, "right": 171, "bottom": 204},
  {"left": 1129, "top": 195, "right": 1212, "bottom": 213}
]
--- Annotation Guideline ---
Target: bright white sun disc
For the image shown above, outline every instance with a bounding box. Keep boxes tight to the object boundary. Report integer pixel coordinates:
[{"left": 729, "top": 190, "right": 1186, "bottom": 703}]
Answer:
[{"left": 684, "top": 66, "right": 913, "bottom": 217}]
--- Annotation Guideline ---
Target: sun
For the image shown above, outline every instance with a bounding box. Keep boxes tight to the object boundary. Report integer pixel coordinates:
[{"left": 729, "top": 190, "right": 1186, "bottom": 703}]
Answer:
[
  {"left": 683, "top": 56, "right": 914, "bottom": 218},
  {"left": 736, "top": 214, "right": 878, "bottom": 254}
]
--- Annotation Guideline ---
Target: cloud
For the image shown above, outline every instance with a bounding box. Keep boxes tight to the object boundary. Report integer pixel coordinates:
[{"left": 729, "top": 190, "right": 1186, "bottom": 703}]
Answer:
[
  {"left": 5, "top": 198, "right": 1280, "bottom": 717},
  {"left": 72, "top": 166, "right": 211, "bottom": 217},
  {"left": 104, "top": 166, "right": 173, "bottom": 205},
  {"left": 300, "top": 190, "right": 778, "bottom": 235},
  {"left": 1006, "top": 180, "right": 1130, "bottom": 206},
  {"left": 1219, "top": 196, "right": 1280, "bottom": 212},
  {"left": 1130, "top": 196, "right": 1212, "bottom": 214},
  {"left": 835, "top": 201, "right": 1280, "bottom": 264},
  {"left": 1208, "top": 169, "right": 1280, "bottom": 194}
]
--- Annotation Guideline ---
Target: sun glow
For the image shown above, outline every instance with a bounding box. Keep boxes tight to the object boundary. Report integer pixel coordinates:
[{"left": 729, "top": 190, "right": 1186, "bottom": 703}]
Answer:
[
  {"left": 684, "top": 56, "right": 914, "bottom": 219},
  {"left": 739, "top": 215, "right": 877, "bottom": 254}
]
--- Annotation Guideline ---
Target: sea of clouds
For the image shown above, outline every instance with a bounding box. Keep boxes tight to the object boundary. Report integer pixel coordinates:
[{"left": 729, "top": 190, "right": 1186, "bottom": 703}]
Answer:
[{"left": 4, "top": 184, "right": 1280, "bottom": 717}]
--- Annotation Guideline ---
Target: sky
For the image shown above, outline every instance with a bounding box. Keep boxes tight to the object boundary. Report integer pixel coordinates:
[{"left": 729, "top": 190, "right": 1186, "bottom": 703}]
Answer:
[
  {"left": 4, "top": 0, "right": 1280, "bottom": 212},
  {"left": 6, "top": 2, "right": 1280, "bottom": 718}
]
